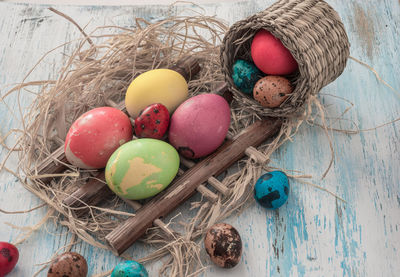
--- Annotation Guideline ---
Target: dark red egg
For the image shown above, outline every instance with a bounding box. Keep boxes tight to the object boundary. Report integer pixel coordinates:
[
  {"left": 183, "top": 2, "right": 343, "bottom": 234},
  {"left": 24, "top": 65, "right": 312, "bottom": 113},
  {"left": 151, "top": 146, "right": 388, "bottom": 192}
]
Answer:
[
  {"left": 168, "top": 94, "right": 231, "bottom": 159},
  {"left": 0, "top": 242, "right": 19, "bottom": 276},
  {"left": 134, "top": 103, "right": 170, "bottom": 139}
]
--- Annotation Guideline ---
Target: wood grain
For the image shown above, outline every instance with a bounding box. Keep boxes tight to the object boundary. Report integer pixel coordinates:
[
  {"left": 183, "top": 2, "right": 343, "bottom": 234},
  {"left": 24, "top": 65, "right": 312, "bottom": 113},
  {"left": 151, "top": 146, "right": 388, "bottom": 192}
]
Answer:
[
  {"left": 30, "top": 146, "right": 69, "bottom": 184},
  {"left": 63, "top": 171, "right": 114, "bottom": 216},
  {"left": 353, "top": 2, "right": 376, "bottom": 60},
  {"left": 0, "top": 1, "right": 399, "bottom": 276},
  {"left": 106, "top": 118, "right": 282, "bottom": 254},
  {"left": 62, "top": 84, "right": 229, "bottom": 217}
]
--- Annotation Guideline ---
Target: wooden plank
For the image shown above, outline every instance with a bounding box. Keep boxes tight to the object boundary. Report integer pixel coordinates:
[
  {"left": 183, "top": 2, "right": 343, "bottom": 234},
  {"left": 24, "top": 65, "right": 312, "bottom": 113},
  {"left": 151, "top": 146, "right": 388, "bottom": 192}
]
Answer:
[
  {"left": 29, "top": 146, "right": 69, "bottom": 184},
  {"left": 0, "top": 1, "right": 399, "bottom": 276},
  {"left": 105, "top": 118, "right": 282, "bottom": 254},
  {"left": 62, "top": 84, "right": 229, "bottom": 217},
  {"left": 63, "top": 171, "right": 115, "bottom": 216}
]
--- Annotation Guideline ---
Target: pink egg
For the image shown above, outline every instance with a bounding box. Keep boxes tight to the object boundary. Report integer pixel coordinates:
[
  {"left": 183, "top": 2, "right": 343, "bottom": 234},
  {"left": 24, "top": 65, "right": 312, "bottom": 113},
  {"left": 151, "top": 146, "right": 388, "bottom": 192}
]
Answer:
[
  {"left": 65, "top": 107, "right": 133, "bottom": 169},
  {"left": 251, "top": 29, "right": 298, "bottom": 75},
  {"left": 168, "top": 94, "right": 231, "bottom": 159}
]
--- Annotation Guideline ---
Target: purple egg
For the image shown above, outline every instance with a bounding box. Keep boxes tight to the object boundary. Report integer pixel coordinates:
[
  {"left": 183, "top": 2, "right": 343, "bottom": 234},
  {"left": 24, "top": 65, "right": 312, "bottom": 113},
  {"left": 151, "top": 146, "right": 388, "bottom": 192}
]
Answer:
[{"left": 168, "top": 94, "right": 231, "bottom": 159}]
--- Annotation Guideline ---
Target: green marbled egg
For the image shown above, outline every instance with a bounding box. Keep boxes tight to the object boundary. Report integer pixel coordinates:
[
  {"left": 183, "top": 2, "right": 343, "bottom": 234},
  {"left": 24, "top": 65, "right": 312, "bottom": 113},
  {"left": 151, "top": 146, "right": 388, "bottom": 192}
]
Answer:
[{"left": 105, "top": 138, "right": 180, "bottom": 200}]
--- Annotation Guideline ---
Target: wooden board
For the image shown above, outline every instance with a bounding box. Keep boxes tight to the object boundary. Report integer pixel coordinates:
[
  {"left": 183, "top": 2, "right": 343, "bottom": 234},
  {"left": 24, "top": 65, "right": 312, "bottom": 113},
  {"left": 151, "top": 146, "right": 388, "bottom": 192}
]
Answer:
[{"left": 0, "top": 1, "right": 399, "bottom": 276}]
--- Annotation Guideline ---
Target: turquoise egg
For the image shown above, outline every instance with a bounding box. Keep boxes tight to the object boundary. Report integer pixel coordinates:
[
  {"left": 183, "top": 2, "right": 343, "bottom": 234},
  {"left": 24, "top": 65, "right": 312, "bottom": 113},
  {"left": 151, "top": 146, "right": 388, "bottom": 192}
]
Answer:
[
  {"left": 254, "top": 171, "right": 289, "bottom": 209},
  {"left": 232, "top": 59, "right": 263, "bottom": 94},
  {"left": 111, "top": 260, "right": 148, "bottom": 277}
]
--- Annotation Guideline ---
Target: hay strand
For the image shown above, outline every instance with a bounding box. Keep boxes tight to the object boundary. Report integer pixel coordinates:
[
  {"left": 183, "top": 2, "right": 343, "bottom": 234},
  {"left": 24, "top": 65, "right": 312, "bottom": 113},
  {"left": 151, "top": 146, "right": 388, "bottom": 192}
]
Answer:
[{"left": 2, "top": 4, "right": 390, "bottom": 276}]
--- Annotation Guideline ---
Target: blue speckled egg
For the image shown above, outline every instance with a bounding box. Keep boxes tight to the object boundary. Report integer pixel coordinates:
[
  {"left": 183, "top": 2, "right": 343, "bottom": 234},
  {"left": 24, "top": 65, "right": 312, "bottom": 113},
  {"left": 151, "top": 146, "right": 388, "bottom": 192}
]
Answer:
[
  {"left": 254, "top": 171, "right": 289, "bottom": 209},
  {"left": 111, "top": 260, "right": 148, "bottom": 277},
  {"left": 232, "top": 59, "right": 263, "bottom": 94}
]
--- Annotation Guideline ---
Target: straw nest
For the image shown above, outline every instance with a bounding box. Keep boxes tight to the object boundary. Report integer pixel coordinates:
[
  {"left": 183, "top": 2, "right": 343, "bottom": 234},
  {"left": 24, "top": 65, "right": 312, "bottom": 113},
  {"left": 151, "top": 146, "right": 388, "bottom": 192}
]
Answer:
[
  {"left": 2, "top": 1, "right": 353, "bottom": 276},
  {"left": 12, "top": 13, "right": 275, "bottom": 277}
]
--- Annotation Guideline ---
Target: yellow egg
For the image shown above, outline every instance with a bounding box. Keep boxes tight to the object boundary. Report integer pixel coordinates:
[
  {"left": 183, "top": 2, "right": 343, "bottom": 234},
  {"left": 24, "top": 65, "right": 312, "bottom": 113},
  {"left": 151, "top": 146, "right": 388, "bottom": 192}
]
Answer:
[{"left": 125, "top": 69, "right": 188, "bottom": 118}]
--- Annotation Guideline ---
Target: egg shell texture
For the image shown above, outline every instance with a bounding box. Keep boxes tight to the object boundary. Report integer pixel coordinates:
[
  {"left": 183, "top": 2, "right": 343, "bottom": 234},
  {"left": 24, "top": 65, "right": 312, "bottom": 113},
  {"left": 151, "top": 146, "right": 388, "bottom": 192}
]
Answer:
[
  {"left": 168, "top": 94, "right": 231, "bottom": 159},
  {"left": 111, "top": 260, "right": 148, "bottom": 277},
  {"left": 232, "top": 59, "right": 263, "bottom": 94},
  {"left": 0, "top": 242, "right": 19, "bottom": 276},
  {"left": 65, "top": 107, "right": 133, "bottom": 169},
  {"left": 105, "top": 138, "right": 180, "bottom": 200},
  {"left": 251, "top": 29, "right": 298, "bottom": 75},
  {"left": 254, "top": 171, "right": 289, "bottom": 209},
  {"left": 47, "top": 252, "right": 88, "bottom": 277},
  {"left": 253, "top": 75, "right": 293, "bottom": 108},
  {"left": 204, "top": 223, "right": 242, "bottom": 268},
  {"left": 125, "top": 69, "right": 188, "bottom": 118},
  {"left": 134, "top": 103, "right": 170, "bottom": 139}
]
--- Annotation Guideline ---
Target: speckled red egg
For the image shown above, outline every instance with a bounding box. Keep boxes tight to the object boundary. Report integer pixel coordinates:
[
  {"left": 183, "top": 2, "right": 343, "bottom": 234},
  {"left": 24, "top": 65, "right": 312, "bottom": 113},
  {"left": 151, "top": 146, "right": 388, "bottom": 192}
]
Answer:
[
  {"left": 0, "top": 242, "right": 19, "bottom": 276},
  {"left": 251, "top": 29, "right": 298, "bottom": 75},
  {"left": 65, "top": 107, "right": 133, "bottom": 169},
  {"left": 168, "top": 94, "right": 231, "bottom": 159},
  {"left": 253, "top": 75, "right": 293, "bottom": 108},
  {"left": 47, "top": 252, "right": 88, "bottom": 277},
  {"left": 204, "top": 223, "right": 242, "bottom": 268},
  {"left": 134, "top": 103, "right": 170, "bottom": 139}
]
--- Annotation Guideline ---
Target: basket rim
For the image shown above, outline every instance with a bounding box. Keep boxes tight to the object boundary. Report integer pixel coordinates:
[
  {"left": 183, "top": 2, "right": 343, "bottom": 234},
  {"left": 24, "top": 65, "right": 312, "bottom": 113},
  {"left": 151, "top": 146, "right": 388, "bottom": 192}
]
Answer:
[{"left": 220, "top": 0, "right": 350, "bottom": 118}]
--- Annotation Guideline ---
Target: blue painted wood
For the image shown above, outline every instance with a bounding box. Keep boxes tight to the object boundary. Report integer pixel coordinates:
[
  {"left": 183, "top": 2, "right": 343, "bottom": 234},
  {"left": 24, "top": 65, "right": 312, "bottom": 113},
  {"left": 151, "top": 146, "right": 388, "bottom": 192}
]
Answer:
[{"left": 0, "top": 1, "right": 399, "bottom": 276}]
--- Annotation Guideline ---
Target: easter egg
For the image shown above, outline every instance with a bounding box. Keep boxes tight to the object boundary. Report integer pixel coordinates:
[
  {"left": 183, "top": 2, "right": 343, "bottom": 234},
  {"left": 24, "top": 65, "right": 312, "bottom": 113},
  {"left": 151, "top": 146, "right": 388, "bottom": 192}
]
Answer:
[
  {"left": 125, "top": 69, "right": 188, "bottom": 118},
  {"left": 111, "top": 260, "right": 148, "bottom": 277},
  {"left": 0, "top": 242, "right": 19, "bottom": 276},
  {"left": 105, "top": 139, "right": 179, "bottom": 200},
  {"left": 168, "top": 94, "right": 231, "bottom": 159},
  {"left": 134, "top": 103, "right": 170, "bottom": 139},
  {"left": 253, "top": 76, "right": 293, "bottom": 108},
  {"left": 47, "top": 252, "right": 88, "bottom": 277},
  {"left": 251, "top": 29, "right": 298, "bottom": 75},
  {"left": 65, "top": 107, "right": 133, "bottom": 169},
  {"left": 232, "top": 59, "right": 263, "bottom": 94},
  {"left": 254, "top": 171, "right": 289, "bottom": 209},
  {"left": 204, "top": 223, "right": 242, "bottom": 268}
]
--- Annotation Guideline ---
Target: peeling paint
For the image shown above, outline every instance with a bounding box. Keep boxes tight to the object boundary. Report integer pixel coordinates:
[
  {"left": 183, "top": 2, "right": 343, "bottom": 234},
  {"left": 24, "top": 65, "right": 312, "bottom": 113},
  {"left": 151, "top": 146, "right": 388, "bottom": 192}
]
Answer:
[
  {"left": 105, "top": 151, "right": 121, "bottom": 188},
  {"left": 1, "top": 2, "right": 400, "bottom": 276},
  {"left": 352, "top": 3, "right": 377, "bottom": 59},
  {"left": 120, "top": 157, "right": 161, "bottom": 194},
  {"left": 148, "top": 183, "right": 163, "bottom": 190}
]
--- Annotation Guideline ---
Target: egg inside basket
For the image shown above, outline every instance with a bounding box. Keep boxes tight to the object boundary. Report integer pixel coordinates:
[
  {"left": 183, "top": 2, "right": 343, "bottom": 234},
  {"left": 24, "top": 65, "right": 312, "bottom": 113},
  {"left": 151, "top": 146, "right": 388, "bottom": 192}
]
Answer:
[{"left": 17, "top": 0, "right": 350, "bottom": 276}]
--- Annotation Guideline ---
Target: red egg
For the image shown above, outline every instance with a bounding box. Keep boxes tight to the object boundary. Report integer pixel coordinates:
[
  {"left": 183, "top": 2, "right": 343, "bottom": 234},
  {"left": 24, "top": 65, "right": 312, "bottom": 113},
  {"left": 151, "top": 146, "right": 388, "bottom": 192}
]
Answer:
[
  {"left": 168, "top": 94, "right": 231, "bottom": 159},
  {"left": 251, "top": 29, "right": 298, "bottom": 75},
  {"left": 65, "top": 107, "right": 133, "bottom": 169},
  {"left": 0, "top": 242, "right": 19, "bottom": 276},
  {"left": 134, "top": 103, "right": 170, "bottom": 139}
]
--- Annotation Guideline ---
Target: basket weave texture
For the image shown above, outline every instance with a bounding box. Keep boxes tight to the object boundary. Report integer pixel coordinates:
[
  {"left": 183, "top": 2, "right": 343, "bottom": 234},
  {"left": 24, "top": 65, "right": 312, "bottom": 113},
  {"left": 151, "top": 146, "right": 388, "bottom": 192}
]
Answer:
[{"left": 220, "top": 0, "right": 350, "bottom": 117}]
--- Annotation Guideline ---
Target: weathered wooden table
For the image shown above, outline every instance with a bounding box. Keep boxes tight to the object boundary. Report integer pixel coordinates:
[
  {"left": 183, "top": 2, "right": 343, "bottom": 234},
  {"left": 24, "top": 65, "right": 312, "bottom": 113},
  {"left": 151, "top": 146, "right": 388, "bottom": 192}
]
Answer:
[{"left": 0, "top": 1, "right": 399, "bottom": 276}]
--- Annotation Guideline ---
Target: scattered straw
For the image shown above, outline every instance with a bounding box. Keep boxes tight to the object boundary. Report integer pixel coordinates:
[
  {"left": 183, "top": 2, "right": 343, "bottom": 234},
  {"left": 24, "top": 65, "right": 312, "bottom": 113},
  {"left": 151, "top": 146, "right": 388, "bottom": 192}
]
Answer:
[
  {"left": 0, "top": 203, "right": 46, "bottom": 214},
  {"left": 350, "top": 56, "right": 400, "bottom": 98},
  {"left": 2, "top": 11, "right": 233, "bottom": 276},
  {"left": 0, "top": 5, "right": 398, "bottom": 277},
  {"left": 48, "top": 7, "right": 94, "bottom": 46},
  {"left": 6, "top": 208, "right": 55, "bottom": 245}
]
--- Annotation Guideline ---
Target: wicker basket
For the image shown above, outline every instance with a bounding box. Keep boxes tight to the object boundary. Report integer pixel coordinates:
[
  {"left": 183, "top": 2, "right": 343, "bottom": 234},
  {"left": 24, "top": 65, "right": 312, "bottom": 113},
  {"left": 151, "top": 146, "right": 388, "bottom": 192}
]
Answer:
[{"left": 220, "top": 0, "right": 350, "bottom": 117}]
